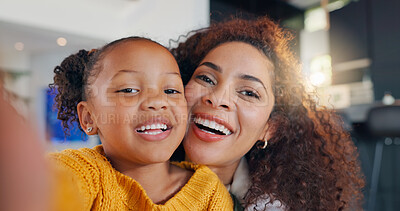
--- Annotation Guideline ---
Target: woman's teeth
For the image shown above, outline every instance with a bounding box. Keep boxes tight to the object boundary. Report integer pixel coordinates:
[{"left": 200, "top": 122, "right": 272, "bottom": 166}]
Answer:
[{"left": 194, "top": 117, "right": 232, "bottom": 135}]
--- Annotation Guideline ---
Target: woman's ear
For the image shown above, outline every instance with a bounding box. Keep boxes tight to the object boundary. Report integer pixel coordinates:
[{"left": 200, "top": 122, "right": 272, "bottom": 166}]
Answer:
[
  {"left": 258, "top": 123, "right": 272, "bottom": 141},
  {"left": 77, "top": 101, "right": 97, "bottom": 135},
  {"left": 257, "top": 122, "right": 273, "bottom": 149}
]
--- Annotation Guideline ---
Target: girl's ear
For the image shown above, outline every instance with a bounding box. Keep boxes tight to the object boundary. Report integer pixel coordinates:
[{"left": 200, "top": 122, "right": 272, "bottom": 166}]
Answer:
[{"left": 77, "top": 101, "right": 98, "bottom": 135}]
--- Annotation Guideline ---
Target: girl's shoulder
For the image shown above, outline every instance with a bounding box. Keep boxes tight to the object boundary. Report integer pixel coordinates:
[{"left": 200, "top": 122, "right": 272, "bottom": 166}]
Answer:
[
  {"left": 171, "top": 161, "right": 220, "bottom": 184},
  {"left": 48, "top": 145, "right": 107, "bottom": 165},
  {"left": 47, "top": 145, "right": 109, "bottom": 180},
  {"left": 47, "top": 145, "right": 107, "bottom": 210},
  {"left": 169, "top": 161, "right": 233, "bottom": 210}
]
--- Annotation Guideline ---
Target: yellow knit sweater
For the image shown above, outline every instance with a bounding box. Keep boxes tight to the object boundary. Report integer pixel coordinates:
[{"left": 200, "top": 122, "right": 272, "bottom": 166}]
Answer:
[{"left": 48, "top": 145, "right": 233, "bottom": 211}]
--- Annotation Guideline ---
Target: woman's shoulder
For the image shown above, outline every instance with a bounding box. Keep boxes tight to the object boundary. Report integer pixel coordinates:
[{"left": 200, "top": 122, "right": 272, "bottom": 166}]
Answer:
[
  {"left": 245, "top": 197, "right": 285, "bottom": 211},
  {"left": 230, "top": 157, "right": 286, "bottom": 210}
]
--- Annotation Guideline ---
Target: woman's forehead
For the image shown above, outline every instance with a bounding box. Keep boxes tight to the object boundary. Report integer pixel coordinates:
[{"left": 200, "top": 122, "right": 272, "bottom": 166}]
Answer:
[{"left": 201, "top": 41, "right": 274, "bottom": 81}]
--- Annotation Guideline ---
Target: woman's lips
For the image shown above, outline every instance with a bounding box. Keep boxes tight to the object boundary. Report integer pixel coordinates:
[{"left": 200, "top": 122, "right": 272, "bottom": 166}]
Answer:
[
  {"left": 191, "top": 122, "right": 230, "bottom": 142},
  {"left": 193, "top": 113, "right": 234, "bottom": 133},
  {"left": 190, "top": 113, "right": 234, "bottom": 142}
]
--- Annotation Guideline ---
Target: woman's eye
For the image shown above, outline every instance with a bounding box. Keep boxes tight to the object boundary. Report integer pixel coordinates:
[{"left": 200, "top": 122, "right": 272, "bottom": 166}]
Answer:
[
  {"left": 116, "top": 88, "right": 139, "bottom": 94},
  {"left": 164, "top": 89, "right": 181, "bottom": 94},
  {"left": 239, "top": 90, "right": 260, "bottom": 99},
  {"left": 196, "top": 75, "right": 215, "bottom": 85}
]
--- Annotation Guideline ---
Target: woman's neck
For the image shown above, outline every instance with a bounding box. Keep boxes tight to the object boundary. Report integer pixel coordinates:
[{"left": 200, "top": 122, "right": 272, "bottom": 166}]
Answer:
[{"left": 207, "top": 161, "right": 241, "bottom": 186}]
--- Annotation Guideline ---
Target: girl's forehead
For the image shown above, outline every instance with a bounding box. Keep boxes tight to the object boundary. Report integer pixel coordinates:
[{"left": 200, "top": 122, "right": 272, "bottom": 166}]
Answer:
[{"left": 93, "top": 41, "right": 180, "bottom": 82}]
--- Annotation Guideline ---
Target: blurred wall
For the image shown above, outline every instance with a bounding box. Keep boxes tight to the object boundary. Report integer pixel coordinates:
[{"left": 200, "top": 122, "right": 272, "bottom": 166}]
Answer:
[
  {"left": 0, "top": 0, "right": 210, "bottom": 145},
  {"left": 0, "top": 0, "right": 209, "bottom": 44}
]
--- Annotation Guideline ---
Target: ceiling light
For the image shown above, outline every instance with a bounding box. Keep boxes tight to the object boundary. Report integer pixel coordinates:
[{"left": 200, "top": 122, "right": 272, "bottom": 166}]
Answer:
[
  {"left": 57, "top": 37, "right": 67, "bottom": 46},
  {"left": 309, "top": 55, "right": 332, "bottom": 87},
  {"left": 310, "top": 72, "right": 326, "bottom": 86},
  {"left": 14, "top": 42, "right": 24, "bottom": 51}
]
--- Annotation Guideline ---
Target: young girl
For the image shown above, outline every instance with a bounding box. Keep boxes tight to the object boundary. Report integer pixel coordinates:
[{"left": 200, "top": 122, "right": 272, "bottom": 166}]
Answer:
[{"left": 46, "top": 36, "right": 232, "bottom": 210}]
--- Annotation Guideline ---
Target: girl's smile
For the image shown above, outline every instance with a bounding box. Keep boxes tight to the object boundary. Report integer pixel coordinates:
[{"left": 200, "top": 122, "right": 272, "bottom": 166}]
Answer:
[{"left": 134, "top": 117, "right": 172, "bottom": 141}]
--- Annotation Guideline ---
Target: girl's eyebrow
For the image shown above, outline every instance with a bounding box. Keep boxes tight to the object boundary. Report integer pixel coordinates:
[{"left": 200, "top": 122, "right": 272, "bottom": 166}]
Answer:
[
  {"left": 111, "top": 69, "right": 138, "bottom": 80},
  {"left": 198, "top": 62, "right": 222, "bottom": 73},
  {"left": 111, "top": 70, "right": 180, "bottom": 80},
  {"left": 164, "top": 72, "right": 181, "bottom": 76}
]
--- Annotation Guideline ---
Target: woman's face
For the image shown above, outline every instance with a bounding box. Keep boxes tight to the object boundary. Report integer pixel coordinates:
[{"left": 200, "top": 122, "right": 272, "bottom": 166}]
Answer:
[{"left": 184, "top": 41, "right": 275, "bottom": 168}]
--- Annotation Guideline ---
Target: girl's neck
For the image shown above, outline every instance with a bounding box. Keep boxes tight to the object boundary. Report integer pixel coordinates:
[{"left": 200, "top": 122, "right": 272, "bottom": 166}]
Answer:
[{"left": 111, "top": 158, "right": 192, "bottom": 204}]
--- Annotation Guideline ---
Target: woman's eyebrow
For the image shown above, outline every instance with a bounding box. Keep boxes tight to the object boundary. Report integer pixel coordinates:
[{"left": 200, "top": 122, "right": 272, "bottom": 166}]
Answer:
[
  {"left": 198, "top": 62, "right": 222, "bottom": 73},
  {"left": 239, "top": 74, "right": 267, "bottom": 91}
]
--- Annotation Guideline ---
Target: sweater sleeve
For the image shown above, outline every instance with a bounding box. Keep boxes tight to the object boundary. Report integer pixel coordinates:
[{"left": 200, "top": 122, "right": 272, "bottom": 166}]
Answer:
[{"left": 48, "top": 149, "right": 101, "bottom": 210}]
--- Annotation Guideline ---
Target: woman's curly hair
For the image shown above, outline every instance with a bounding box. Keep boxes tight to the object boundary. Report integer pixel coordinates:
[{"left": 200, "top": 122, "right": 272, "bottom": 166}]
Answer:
[
  {"left": 48, "top": 36, "right": 157, "bottom": 135},
  {"left": 171, "top": 17, "right": 365, "bottom": 210}
]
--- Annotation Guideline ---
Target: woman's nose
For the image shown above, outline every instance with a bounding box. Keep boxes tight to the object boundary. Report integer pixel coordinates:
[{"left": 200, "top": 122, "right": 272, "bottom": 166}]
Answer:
[{"left": 201, "top": 86, "right": 233, "bottom": 110}]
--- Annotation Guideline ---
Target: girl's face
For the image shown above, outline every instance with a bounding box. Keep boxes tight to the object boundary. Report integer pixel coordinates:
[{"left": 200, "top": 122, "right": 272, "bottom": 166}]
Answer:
[
  {"left": 79, "top": 40, "right": 187, "bottom": 166},
  {"left": 184, "top": 42, "right": 275, "bottom": 168}
]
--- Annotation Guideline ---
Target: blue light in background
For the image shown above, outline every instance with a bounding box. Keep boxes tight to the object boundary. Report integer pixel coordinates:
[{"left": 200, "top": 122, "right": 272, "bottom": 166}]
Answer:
[{"left": 45, "top": 88, "right": 87, "bottom": 142}]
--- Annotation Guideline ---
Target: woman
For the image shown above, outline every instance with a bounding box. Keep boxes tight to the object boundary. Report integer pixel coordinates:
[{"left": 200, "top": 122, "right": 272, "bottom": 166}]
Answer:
[{"left": 171, "top": 17, "right": 365, "bottom": 210}]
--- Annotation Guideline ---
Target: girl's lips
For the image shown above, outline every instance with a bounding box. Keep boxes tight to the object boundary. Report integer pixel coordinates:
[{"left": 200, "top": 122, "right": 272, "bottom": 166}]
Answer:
[
  {"left": 191, "top": 122, "right": 232, "bottom": 143},
  {"left": 136, "top": 128, "right": 172, "bottom": 142}
]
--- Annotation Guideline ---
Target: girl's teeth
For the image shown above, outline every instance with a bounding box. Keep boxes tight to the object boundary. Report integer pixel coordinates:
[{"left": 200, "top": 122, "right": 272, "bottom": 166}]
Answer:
[
  {"left": 144, "top": 131, "right": 162, "bottom": 135},
  {"left": 137, "top": 123, "right": 168, "bottom": 132}
]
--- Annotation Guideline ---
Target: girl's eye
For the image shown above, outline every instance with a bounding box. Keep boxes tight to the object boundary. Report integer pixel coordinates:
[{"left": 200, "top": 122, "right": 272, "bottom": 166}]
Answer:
[
  {"left": 164, "top": 89, "right": 181, "bottom": 94},
  {"left": 116, "top": 88, "right": 139, "bottom": 94},
  {"left": 239, "top": 90, "right": 260, "bottom": 99},
  {"left": 196, "top": 75, "right": 215, "bottom": 85}
]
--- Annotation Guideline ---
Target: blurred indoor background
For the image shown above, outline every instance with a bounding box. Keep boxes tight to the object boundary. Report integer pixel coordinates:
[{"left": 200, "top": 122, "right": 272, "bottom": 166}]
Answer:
[{"left": 0, "top": 0, "right": 399, "bottom": 210}]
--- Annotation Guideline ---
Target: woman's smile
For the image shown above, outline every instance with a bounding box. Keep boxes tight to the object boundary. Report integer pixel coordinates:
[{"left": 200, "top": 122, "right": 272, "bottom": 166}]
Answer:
[{"left": 190, "top": 113, "right": 234, "bottom": 142}]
